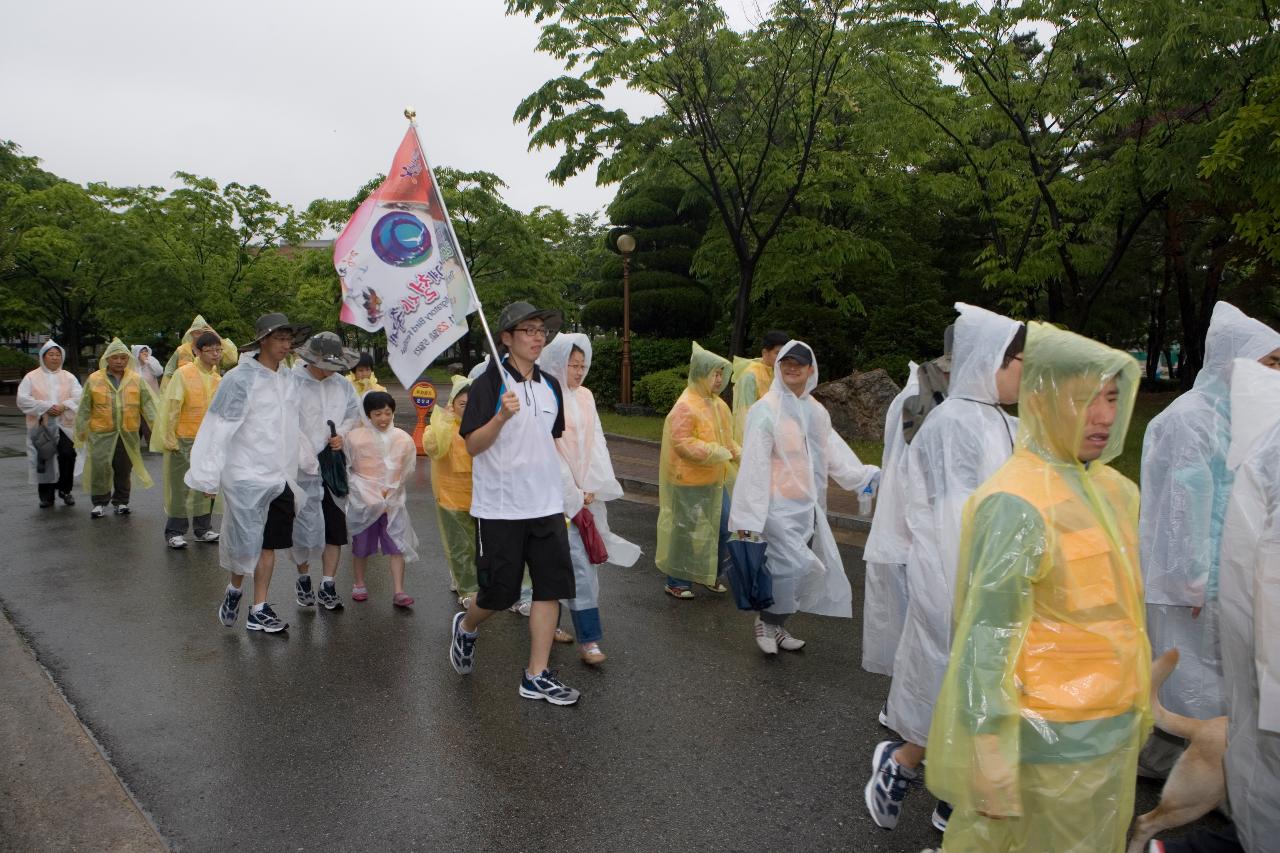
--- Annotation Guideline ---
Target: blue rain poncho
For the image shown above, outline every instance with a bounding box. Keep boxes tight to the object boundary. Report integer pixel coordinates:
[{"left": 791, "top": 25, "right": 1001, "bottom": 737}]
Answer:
[{"left": 1140, "top": 301, "right": 1280, "bottom": 718}]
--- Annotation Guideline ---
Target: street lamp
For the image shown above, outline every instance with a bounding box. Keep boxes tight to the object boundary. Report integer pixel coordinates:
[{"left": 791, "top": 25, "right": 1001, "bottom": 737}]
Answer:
[{"left": 617, "top": 232, "right": 637, "bottom": 406}]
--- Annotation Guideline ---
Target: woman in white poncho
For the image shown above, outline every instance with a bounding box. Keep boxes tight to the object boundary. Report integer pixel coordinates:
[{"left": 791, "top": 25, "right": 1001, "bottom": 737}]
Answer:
[
  {"left": 1217, "top": 357, "right": 1280, "bottom": 853},
  {"left": 866, "top": 303, "right": 1023, "bottom": 833},
  {"left": 728, "top": 340, "right": 879, "bottom": 654},
  {"left": 538, "top": 332, "right": 641, "bottom": 665},
  {"left": 1140, "top": 302, "right": 1280, "bottom": 733},
  {"left": 16, "top": 340, "right": 82, "bottom": 507}
]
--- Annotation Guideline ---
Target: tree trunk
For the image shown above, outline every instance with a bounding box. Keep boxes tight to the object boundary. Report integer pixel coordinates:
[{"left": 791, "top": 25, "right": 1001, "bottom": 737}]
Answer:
[
  {"left": 1167, "top": 209, "right": 1200, "bottom": 389},
  {"left": 1146, "top": 264, "right": 1170, "bottom": 382},
  {"left": 729, "top": 259, "right": 755, "bottom": 358},
  {"left": 1046, "top": 276, "right": 1065, "bottom": 324}
]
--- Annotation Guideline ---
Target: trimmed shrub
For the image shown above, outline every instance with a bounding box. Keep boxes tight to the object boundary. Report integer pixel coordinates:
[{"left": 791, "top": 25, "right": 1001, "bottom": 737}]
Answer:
[
  {"left": 635, "top": 366, "right": 689, "bottom": 413},
  {"left": 0, "top": 347, "right": 38, "bottom": 370},
  {"left": 589, "top": 336, "right": 694, "bottom": 407}
]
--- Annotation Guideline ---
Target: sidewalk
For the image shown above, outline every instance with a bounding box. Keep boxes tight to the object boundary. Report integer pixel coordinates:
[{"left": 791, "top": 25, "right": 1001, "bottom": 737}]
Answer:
[{"left": 384, "top": 381, "right": 872, "bottom": 536}]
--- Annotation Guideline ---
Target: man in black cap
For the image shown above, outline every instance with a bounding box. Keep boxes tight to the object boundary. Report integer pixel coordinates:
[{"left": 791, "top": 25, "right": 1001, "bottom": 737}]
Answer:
[
  {"left": 187, "top": 312, "right": 311, "bottom": 635},
  {"left": 447, "top": 301, "right": 580, "bottom": 705}
]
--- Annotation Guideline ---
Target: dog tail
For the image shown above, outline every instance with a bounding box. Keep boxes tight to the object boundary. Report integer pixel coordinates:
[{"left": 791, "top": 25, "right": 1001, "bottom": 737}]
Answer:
[{"left": 1150, "top": 648, "right": 1201, "bottom": 740}]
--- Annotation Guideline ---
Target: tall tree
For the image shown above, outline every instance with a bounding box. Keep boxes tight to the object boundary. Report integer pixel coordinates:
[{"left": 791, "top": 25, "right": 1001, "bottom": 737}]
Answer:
[{"left": 507, "top": 0, "right": 867, "bottom": 355}]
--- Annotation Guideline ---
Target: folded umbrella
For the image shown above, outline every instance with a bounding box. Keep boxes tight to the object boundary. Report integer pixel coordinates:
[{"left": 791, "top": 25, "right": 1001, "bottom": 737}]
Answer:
[
  {"left": 318, "top": 420, "right": 349, "bottom": 497},
  {"left": 725, "top": 536, "right": 774, "bottom": 611},
  {"left": 572, "top": 507, "right": 609, "bottom": 564}
]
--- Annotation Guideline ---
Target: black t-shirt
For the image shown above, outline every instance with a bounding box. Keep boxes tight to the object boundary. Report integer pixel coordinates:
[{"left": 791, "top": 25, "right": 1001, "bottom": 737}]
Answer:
[{"left": 460, "top": 356, "right": 565, "bottom": 439}]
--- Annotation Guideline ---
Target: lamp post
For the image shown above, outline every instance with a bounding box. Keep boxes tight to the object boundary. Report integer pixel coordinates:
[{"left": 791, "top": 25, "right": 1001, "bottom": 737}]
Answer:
[{"left": 617, "top": 232, "right": 637, "bottom": 406}]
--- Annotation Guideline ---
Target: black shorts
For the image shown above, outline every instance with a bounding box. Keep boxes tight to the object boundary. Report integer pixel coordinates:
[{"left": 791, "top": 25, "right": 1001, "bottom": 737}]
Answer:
[
  {"left": 261, "top": 486, "right": 296, "bottom": 550},
  {"left": 321, "top": 486, "right": 348, "bottom": 546},
  {"left": 474, "top": 514, "right": 575, "bottom": 611}
]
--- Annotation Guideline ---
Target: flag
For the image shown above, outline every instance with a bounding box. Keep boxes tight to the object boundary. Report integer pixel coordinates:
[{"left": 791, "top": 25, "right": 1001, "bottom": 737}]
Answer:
[{"left": 334, "top": 127, "right": 476, "bottom": 389}]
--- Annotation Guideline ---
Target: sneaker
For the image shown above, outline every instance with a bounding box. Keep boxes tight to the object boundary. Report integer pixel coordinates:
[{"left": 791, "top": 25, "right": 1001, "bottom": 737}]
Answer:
[
  {"left": 218, "top": 586, "right": 243, "bottom": 627},
  {"left": 553, "top": 627, "right": 574, "bottom": 643},
  {"left": 59, "top": 491, "right": 75, "bottom": 506},
  {"left": 295, "top": 575, "right": 315, "bottom": 607},
  {"left": 449, "top": 612, "right": 476, "bottom": 675},
  {"left": 754, "top": 617, "right": 778, "bottom": 654},
  {"left": 193, "top": 530, "right": 220, "bottom": 543},
  {"left": 931, "top": 801, "right": 952, "bottom": 831},
  {"left": 316, "top": 580, "right": 343, "bottom": 611},
  {"left": 509, "top": 599, "right": 532, "bottom": 617},
  {"left": 246, "top": 603, "right": 288, "bottom": 633},
  {"left": 39, "top": 497, "right": 54, "bottom": 508},
  {"left": 579, "top": 643, "right": 607, "bottom": 665},
  {"left": 878, "top": 701, "right": 890, "bottom": 728},
  {"left": 458, "top": 595, "right": 474, "bottom": 609},
  {"left": 166, "top": 535, "right": 188, "bottom": 549},
  {"left": 114, "top": 504, "right": 130, "bottom": 515},
  {"left": 91, "top": 505, "right": 106, "bottom": 519},
  {"left": 774, "top": 624, "right": 806, "bottom": 651},
  {"left": 864, "top": 740, "right": 918, "bottom": 830},
  {"left": 518, "top": 668, "right": 580, "bottom": 706}
]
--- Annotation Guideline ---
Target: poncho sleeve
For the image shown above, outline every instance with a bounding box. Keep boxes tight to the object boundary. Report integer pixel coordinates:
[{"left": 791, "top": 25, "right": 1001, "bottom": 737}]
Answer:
[{"left": 185, "top": 368, "right": 252, "bottom": 494}]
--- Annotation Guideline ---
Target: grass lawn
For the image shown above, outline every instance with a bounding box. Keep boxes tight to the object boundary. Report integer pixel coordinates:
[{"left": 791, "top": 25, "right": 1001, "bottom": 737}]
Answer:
[{"left": 599, "top": 391, "right": 1177, "bottom": 483}]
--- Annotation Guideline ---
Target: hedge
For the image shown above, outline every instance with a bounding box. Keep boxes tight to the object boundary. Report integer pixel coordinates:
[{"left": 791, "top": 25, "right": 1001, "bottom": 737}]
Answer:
[
  {"left": 589, "top": 336, "right": 695, "bottom": 407},
  {"left": 0, "top": 347, "right": 39, "bottom": 370},
  {"left": 634, "top": 366, "right": 689, "bottom": 412}
]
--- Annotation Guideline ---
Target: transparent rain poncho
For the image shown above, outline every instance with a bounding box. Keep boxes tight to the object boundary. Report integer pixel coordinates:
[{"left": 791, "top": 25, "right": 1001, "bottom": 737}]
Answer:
[
  {"left": 926, "top": 322, "right": 1150, "bottom": 852},
  {"left": 1140, "top": 301, "right": 1280, "bottom": 718},
  {"left": 73, "top": 338, "right": 158, "bottom": 497},
  {"left": 16, "top": 341, "right": 82, "bottom": 485},
  {"left": 861, "top": 361, "right": 919, "bottom": 674},
  {"left": 162, "top": 314, "right": 238, "bottom": 385},
  {"left": 347, "top": 371, "right": 386, "bottom": 398},
  {"left": 887, "top": 303, "right": 1020, "bottom": 746},
  {"left": 423, "top": 374, "right": 476, "bottom": 595},
  {"left": 345, "top": 411, "right": 419, "bottom": 563},
  {"left": 1217, "top": 357, "right": 1280, "bottom": 851},
  {"left": 728, "top": 341, "right": 879, "bottom": 617},
  {"left": 656, "top": 342, "right": 739, "bottom": 585},
  {"left": 131, "top": 345, "right": 163, "bottom": 397},
  {"left": 290, "top": 362, "right": 361, "bottom": 568},
  {"left": 539, "top": 333, "right": 642, "bottom": 609},
  {"left": 731, "top": 355, "right": 773, "bottom": 445},
  {"left": 186, "top": 351, "right": 305, "bottom": 575},
  {"left": 152, "top": 356, "right": 222, "bottom": 520}
]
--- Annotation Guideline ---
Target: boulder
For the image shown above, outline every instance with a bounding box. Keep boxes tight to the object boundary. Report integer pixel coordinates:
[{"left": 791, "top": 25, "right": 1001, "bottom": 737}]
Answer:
[{"left": 812, "top": 369, "right": 901, "bottom": 441}]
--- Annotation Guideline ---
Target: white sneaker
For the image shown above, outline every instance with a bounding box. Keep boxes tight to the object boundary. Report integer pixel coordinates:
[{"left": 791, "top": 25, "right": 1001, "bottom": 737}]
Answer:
[
  {"left": 193, "top": 530, "right": 220, "bottom": 543},
  {"left": 166, "top": 535, "right": 188, "bottom": 549},
  {"left": 114, "top": 504, "right": 130, "bottom": 515},
  {"left": 91, "top": 505, "right": 106, "bottom": 518},
  {"left": 753, "top": 618, "right": 778, "bottom": 655},
  {"left": 774, "top": 625, "right": 806, "bottom": 651},
  {"left": 509, "top": 600, "right": 531, "bottom": 617}
]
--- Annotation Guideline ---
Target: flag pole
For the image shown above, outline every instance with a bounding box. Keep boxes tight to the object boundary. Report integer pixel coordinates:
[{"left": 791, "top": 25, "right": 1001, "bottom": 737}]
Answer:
[{"left": 404, "top": 108, "right": 501, "bottom": 366}]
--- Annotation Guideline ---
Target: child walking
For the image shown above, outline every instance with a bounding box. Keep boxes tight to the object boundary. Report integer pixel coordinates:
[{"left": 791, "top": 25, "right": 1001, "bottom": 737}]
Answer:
[
  {"left": 346, "top": 391, "right": 419, "bottom": 607},
  {"left": 422, "top": 375, "right": 477, "bottom": 606}
]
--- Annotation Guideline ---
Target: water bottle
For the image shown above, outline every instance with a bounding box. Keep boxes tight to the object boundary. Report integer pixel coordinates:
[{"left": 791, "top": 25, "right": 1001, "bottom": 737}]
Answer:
[{"left": 858, "top": 483, "right": 874, "bottom": 517}]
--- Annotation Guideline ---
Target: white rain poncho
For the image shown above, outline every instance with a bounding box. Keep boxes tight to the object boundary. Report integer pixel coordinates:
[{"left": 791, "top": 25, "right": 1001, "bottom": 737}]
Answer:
[
  {"left": 887, "top": 303, "right": 1020, "bottom": 746},
  {"left": 344, "top": 414, "right": 419, "bottom": 563},
  {"left": 538, "top": 333, "right": 642, "bottom": 612},
  {"left": 861, "top": 361, "right": 919, "bottom": 674},
  {"left": 131, "top": 345, "right": 163, "bottom": 396},
  {"left": 728, "top": 341, "right": 879, "bottom": 617},
  {"left": 16, "top": 341, "right": 82, "bottom": 485},
  {"left": 186, "top": 352, "right": 305, "bottom": 575},
  {"left": 1218, "top": 357, "right": 1280, "bottom": 851},
  {"left": 290, "top": 362, "right": 361, "bottom": 568},
  {"left": 1141, "top": 301, "right": 1280, "bottom": 718}
]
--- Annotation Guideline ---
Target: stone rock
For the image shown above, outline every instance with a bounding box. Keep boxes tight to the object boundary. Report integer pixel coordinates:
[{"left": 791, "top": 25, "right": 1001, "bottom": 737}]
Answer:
[{"left": 812, "top": 369, "right": 901, "bottom": 442}]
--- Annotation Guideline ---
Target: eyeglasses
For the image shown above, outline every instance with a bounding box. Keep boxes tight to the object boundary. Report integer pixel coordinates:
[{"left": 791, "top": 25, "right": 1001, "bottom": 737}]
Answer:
[{"left": 514, "top": 327, "right": 548, "bottom": 338}]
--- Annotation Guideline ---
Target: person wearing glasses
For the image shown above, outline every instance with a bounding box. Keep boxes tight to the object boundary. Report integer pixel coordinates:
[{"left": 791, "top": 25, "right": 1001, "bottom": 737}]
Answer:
[{"left": 447, "top": 302, "right": 581, "bottom": 706}]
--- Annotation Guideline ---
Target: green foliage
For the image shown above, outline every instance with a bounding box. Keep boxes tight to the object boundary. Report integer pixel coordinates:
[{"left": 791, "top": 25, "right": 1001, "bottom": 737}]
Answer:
[
  {"left": 0, "top": 346, "right": 37, "bottom": 370},
  {"left": 634, "top": 365, "right": 689, "bottom": 412},
  {"left": 589, "top": 335, "right": 695, "bottom": 407},
  {"left": 1201, "top": 71, "right": 1280, "bottom": 262}
]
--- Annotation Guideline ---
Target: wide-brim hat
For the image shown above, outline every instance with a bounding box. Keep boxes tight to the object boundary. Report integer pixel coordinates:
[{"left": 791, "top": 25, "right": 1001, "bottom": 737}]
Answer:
[
  {"left": 497, "top": 301, "right": 563, "bottom": 339},
  {"left": 243, "top": 312, "right": 312, "bottom": 351},
  {"left": 297, "top": 331, "right": 361, "bottom": 372}
]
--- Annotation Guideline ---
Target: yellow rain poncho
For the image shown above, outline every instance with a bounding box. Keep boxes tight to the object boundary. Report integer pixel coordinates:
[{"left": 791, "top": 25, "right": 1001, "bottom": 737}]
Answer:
[
  {"left": 731, "top": 356, "right": 772, "bottom": 444},
  {"left": 162, "top": 315, "right": 238, "bottom": 385},
  {"left": 74, "top": 338, "right": 158, "bottom": 497},
  {"left": 656, "top": 342, "right": 739, "bottom": 585},
  {"left": 926, "top": 323, "right": 1150, "bottom": 852},
  {"left": 348, "top": 373, "right": 386, "bottom": 397},
  {"left": 423, "top": 375, "right": 476, "bottom": 595},
  {"left": 152, "top": 356, "right": 222, "bottom": 520}
]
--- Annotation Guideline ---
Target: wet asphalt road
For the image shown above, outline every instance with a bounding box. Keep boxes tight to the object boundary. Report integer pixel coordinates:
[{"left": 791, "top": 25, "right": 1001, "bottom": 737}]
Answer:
[{"left": 0, "top": 430, "right": 1203, "bottom": 852}]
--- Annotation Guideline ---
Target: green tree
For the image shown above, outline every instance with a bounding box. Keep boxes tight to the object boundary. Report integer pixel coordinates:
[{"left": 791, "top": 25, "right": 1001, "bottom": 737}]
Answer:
[{"left": 507, "top": 0, "right": 868, "bottom": 356}]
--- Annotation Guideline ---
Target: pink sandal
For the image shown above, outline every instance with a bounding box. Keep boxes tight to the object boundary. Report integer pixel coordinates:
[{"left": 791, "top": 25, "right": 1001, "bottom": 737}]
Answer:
[
  {"left": 351, "top": 585, "right": 369, "bottom": 602},
  {"left": 392, "top": 592, "right": 414, "bottom": 608}
]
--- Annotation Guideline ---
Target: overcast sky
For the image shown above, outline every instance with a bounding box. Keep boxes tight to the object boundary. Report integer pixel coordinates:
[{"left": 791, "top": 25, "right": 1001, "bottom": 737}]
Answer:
[{"left": 3, "top": 1, "right": 758, "bottom": 223}]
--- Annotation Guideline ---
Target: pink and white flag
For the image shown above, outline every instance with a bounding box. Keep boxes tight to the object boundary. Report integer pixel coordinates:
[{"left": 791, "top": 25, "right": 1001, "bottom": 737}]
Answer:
[{"left": 334, "top": 126, "right": 475, "bottom": 389}]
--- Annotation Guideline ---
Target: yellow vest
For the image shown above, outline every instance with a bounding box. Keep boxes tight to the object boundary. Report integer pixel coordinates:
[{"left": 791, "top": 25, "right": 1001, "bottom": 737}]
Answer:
[
  {"left": 175, "top": 361, "right": 220, "bottom": 439},
  {"left": 86, "top": 369, "right": 142, "bottom": 434},
  {"left": 975, "top": 450, "right": 1146, "bottom": 724}
]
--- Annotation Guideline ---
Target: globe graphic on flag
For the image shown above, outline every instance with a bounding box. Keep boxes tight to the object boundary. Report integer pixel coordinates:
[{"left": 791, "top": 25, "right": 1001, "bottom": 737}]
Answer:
[{"left": 371, "top": 211, "right": 433, "bottom": 267}]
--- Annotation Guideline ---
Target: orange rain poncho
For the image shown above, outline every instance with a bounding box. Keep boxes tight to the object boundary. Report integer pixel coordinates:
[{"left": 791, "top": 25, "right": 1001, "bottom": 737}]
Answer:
[
  {"left": 74, "top": 338, "right": 158, "bottom": 497},
  {"left": 926, "top": 322, "right": 1150, "bottom": 852}
]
